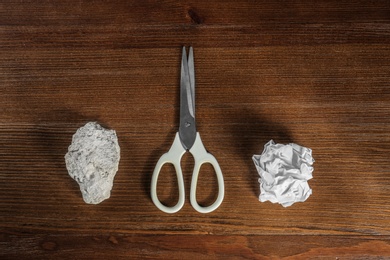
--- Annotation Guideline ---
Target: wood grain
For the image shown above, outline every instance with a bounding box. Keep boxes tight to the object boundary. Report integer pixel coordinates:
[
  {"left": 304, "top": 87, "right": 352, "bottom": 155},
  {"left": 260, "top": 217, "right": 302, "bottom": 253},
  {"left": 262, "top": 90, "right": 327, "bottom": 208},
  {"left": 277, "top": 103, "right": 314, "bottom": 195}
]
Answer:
[
  {"left": 2, "top": 234, "right": 390, "bottom": 259},
  {"left": 1, "top": 0, "right": 390, "bottom": 258}
]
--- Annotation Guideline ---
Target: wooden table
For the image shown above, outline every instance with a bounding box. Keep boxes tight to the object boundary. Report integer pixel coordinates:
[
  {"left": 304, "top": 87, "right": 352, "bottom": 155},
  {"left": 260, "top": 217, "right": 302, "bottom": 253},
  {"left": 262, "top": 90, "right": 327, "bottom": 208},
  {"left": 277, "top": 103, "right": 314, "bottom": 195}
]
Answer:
[{"left": 1, "top": 1, "right": 390, "bottom": 258}]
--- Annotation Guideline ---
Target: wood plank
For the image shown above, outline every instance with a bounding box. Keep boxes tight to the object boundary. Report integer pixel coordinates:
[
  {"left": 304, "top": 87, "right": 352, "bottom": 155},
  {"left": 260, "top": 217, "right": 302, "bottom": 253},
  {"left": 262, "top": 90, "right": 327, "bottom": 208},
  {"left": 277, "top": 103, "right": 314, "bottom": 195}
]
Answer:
[
  {"left": 1, "top": 0, "right": 389, "bottom": 26},
  {"left": 1, "top": 233, "right": 390, "bottom": 259},
  {"left": 0, "top": 1, "right": 389, "bottom": 49}
]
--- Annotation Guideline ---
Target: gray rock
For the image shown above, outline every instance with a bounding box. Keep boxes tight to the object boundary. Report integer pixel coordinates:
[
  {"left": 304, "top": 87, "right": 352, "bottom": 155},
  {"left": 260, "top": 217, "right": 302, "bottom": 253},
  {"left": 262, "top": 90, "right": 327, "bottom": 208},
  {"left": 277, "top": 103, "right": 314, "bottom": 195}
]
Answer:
[{"left": 65, "top": 122, "right": 120, "bottom": 204}]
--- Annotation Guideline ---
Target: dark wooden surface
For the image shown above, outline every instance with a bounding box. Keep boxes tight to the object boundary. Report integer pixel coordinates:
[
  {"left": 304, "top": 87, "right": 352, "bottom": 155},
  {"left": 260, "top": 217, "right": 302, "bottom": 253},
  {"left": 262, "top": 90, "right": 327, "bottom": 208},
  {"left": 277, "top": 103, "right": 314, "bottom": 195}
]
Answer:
[{"left": 1, "top": 1, "right": 390, "bottom": 259}]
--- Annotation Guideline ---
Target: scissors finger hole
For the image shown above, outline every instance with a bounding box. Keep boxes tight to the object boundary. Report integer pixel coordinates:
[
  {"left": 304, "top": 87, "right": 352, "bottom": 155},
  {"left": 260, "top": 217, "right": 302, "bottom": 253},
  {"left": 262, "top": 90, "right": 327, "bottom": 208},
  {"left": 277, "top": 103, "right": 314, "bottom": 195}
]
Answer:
[
  {"left": 195, "top": 163, "right": 219, "bottom": 207},
  {"left": 156, "top": 163, "right": 180, "bottom": 207}
]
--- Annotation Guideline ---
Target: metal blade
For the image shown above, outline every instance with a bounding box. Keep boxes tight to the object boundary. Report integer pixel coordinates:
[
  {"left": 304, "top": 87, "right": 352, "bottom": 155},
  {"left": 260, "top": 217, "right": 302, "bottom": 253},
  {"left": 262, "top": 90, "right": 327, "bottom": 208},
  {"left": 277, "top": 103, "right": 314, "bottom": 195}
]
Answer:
[
  {"left": 188, "top": 47, "right": 195, "bottom": 116},
  {"left": 179, "top": 46, "right": 197, "bottom": 150}
]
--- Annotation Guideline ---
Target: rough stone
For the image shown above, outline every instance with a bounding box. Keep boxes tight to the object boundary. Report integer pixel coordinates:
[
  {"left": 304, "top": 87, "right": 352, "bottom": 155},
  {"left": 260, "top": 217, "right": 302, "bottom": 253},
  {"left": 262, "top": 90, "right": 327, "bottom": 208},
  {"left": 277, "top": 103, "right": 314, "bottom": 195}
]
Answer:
[{"left": 65, "top": 122, "right": 120, "bottom": 204}]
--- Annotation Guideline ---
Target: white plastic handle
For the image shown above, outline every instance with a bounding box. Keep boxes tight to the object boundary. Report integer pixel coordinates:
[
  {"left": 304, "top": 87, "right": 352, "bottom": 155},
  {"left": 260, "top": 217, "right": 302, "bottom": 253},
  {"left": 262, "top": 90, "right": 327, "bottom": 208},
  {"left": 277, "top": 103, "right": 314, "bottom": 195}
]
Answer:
[
  {"left": 150, "top": 133, "right": 186, "bottom": 214},
  {"left": 190, "top": 133, "right": 225, "bottom": 213}
]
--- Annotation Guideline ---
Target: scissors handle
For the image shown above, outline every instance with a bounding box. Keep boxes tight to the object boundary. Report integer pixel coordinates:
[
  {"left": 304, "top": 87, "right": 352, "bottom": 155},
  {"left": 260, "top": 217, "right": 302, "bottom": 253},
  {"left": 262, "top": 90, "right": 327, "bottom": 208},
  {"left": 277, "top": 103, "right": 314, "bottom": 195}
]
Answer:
[
  {"left": 151, "top": 133, "right": 186, "bottom": 214},
  {"left": 190, "top": 133, "right": 225, "bottom": 213}
]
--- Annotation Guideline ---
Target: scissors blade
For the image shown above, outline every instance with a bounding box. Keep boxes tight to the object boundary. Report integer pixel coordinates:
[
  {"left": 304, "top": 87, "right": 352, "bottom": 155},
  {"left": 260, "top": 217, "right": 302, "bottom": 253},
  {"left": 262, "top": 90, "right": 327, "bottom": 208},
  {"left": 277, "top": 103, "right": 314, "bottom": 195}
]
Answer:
[
  {"left": 188, "top": 47, "right": 195, "bottom": 116},
  {"left": 179, "top": 46, "right": 197, "bottom": 150}
]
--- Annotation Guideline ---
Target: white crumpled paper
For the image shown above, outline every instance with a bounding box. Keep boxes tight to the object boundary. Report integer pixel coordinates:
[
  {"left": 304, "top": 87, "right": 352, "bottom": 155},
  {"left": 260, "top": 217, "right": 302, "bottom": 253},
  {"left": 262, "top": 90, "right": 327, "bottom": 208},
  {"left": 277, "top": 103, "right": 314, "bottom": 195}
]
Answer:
[{"left": 252, "top": 140, "right": 314, "bottom": 207}]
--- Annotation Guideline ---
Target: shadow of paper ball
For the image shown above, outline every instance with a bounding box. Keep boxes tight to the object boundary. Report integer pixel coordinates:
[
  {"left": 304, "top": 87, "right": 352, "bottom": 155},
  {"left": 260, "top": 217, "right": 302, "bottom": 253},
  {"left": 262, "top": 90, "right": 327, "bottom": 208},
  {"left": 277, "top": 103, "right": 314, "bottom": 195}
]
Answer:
[{"left": 230, "top": 108, "right": 294, "bottom": 197}]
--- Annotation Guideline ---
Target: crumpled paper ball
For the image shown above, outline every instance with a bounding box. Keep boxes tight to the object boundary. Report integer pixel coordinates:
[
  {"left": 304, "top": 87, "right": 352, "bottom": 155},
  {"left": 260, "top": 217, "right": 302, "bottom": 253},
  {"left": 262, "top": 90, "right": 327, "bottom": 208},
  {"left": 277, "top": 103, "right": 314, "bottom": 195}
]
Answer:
[{"left": 252, "top": 140, "right": 314, "bottom": 207}]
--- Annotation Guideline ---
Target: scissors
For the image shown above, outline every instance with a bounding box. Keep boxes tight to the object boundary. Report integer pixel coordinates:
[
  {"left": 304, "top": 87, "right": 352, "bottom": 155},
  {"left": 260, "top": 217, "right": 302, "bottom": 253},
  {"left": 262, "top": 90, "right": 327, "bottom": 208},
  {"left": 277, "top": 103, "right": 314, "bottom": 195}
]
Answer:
[{"left": 151, "top": 46, "right": 224, "bottom": 214}]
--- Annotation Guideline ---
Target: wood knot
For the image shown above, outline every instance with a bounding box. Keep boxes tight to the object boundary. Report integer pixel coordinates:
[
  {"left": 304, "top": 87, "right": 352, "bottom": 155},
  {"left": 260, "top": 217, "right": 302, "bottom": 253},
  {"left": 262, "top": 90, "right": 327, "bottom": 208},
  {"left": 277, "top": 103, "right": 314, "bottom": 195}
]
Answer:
[
  {"left": 108, "top": 236, "right": 118, "bottom": 244},
  {"left": 187, "top": 8, "right": 204, "bottom": 24}
]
